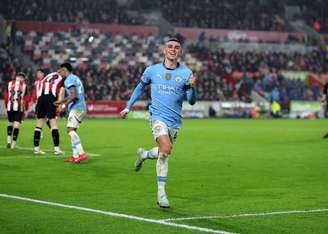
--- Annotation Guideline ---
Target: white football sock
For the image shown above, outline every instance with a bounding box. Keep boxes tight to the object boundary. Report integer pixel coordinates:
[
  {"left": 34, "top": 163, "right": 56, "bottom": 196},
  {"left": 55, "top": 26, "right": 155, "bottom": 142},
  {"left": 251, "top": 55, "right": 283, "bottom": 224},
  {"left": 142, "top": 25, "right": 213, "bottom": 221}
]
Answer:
[
  {"left": 7, "top": 136, "right": 12, "bottom": 144},
  {"left": 156, "top": 152, "right": 169, "bottom": 197},
  {"left": 68, "top": 131, "right": 85, "bottom": 156},
  {"left": 71, "top": 142, "right": 78, "bottom": 158},
  {"left": 11, "top": 141, "right": 16, "bottom": 149},
  {"left": 143, "top": 147, "right": 159, "bottom": 159}
]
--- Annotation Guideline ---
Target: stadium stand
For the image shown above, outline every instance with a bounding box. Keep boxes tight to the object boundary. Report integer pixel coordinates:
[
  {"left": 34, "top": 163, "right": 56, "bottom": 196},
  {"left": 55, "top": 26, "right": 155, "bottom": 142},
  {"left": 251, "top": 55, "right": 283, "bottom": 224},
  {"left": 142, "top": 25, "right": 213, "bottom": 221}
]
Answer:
[
  {"left": 0, "top": 0, "right": 143, "bottom": 25},
  {"left": 0, "top": 28, "right": 323, "bottom": 107},
  {"left": 159, "top": 0, "right": 285, "bottom": 31},
  {"left": 1, "top": 0, "right": 328, "bottom": 114},
  {"left": 1, "top": 0, "right": 328, "bottom": 33}
]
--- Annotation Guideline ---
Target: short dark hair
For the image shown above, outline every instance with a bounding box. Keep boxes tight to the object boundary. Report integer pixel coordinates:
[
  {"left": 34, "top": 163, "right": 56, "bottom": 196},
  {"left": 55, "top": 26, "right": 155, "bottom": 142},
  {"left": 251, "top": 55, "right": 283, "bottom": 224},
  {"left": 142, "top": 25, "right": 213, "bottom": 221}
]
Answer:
[
  {"left": 166, "top": 37, "right": 182, "bottom": 44},
  {"left": 36, "top": 68, "right": 45, "bottom": 74},
  {"left": 60, "top": 63, "right": 73, "bottom": 72},
  {"left": 16, "top": 72, "right": 26, "bottom": 78},
  {"left": 166, "top": 34, "right": 184, "bottom": 45}
]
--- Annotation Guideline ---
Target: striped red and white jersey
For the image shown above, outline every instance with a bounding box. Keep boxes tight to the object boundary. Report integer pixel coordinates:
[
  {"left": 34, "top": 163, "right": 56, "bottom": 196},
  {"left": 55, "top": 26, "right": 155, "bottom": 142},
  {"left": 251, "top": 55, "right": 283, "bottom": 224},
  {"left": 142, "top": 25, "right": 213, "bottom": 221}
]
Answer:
[
  {"left": 31, "top": 79, "right": 42, "bottom": 103},
  {"left": 31, "top": 80, "right": 39, "bottom": 103},
  {"left": 4, "top": 79, "right": 29, "bottom": 112},
  {"left": 35, "top": 72, "right": 63, "bottom": 99}
]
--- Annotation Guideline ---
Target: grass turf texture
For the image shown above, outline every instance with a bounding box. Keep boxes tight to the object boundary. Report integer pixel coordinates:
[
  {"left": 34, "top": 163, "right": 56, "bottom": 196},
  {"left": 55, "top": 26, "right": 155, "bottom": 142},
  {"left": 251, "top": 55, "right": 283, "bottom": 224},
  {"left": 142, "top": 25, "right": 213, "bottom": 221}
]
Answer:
[{"left": 0, "top": 119, "right": 328, "bottom": 234}]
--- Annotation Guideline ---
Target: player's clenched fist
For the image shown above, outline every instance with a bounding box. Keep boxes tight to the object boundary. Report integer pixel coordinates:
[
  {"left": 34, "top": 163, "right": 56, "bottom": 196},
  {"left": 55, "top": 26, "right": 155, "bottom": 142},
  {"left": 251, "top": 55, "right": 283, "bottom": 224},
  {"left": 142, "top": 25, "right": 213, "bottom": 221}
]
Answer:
[{"left": 188, "top": 76, "right": 197, "bottom": 87}]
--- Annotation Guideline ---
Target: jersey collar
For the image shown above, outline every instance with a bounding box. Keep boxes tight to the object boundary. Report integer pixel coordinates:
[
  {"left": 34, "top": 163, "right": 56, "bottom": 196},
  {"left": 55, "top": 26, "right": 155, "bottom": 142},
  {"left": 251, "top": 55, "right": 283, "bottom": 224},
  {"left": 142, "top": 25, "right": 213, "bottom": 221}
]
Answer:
[{"left": 162, "top": 61, "right": 180, "bottom": 70}]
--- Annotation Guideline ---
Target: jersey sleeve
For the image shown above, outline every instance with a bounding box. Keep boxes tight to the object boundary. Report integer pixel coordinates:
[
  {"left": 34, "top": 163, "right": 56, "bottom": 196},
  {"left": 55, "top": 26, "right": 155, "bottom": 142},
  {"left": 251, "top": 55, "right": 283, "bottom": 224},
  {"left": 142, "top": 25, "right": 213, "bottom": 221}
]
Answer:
[
  {"left": 140, "top": 67, "right": 152, "bottom": 85},
  {"left": 24, "top": 85, "right": 30, "bottom": 111},
  {"left": 183, "top": 69, "right": 194, "bottom": 89},
  {"left": 31, "top": 82, "right": 37, "bottom": 103},
  {"left": 65, "top": 76, "right": 78, "bottom": 89}
]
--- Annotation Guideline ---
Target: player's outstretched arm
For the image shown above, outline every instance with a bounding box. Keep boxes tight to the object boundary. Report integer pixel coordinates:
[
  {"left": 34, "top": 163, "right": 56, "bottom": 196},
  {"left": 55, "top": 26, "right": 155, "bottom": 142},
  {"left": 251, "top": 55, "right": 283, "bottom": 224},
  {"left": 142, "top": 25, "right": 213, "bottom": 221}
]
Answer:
[
  {"left": 54, "top": 87, "right": 77, "bottom": 108},
  {"left": 186, "top": 76, "right": 197, "bottom": 105},
  {"left": 120, "top": 82, "right": 147, "bottom": 118},
  {"left": 56, "top": 87, "right": 66, "bottom": 112}
]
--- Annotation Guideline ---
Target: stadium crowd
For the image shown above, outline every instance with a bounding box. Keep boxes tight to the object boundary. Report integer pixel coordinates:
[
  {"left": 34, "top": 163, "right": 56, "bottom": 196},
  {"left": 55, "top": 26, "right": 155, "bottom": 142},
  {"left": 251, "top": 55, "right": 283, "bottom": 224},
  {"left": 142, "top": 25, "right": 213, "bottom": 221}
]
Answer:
[
  {"left": 288, "top": 0, "right": 328, "bottom": 33},
  {"left": 1, "top": 0, "right": 327, "bottom": 110},
  {"left": 0, "top": 30, "right": 324, "bottom": 108},
  {"left": 0, "top": 0, "right": 143, "bottom": 25},
  {"left": 1, "top": 0, "right": 327, "bottom": 33},
  {"left": 160, "top": 0, "right": 285, "bottom": 31}
]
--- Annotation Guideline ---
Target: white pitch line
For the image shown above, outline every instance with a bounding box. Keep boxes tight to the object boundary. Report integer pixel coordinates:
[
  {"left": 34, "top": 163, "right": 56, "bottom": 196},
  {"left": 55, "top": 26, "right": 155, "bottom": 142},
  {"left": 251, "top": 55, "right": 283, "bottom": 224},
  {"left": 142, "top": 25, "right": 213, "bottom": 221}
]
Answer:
[
  {"left": 0, "top": 155, "right": 98, "bottom": 159},
  {"left": 161, "top": 208, "right": 328, "bottom": 222},
  {"left": 0, "top": 145, "right": 100, "bottom": 157},
  {"left": 0, "top": 194, "right": 235, "bottom": 234}
]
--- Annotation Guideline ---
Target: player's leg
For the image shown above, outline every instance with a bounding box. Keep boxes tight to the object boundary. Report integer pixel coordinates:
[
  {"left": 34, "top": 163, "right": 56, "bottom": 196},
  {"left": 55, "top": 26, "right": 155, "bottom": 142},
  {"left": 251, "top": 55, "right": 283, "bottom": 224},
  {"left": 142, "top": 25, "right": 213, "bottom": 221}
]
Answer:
[
  {"left": 11, "top": 111, "right": 24, "bottom": 149},
  {"left": 135, "top": 146, "right": 158, "bottom": 171},
  {"left": 46, "top": 119, "right": 51, "bottom": 129},
  {"left": 7, "top": 122, "right": 13, "bottom": 148},
  {"left": 138, "top": 128, "right": 177, "bottom": 164},
  {"left": 48, "top": 118, "right": 63, "bottom": 155},
  {"left": 64, "top": 127, "right": 79, "bottom": 162},
  {"left": 34, "top": 98, "right": 48, "bottom": 154},
  {"left": 33, "top": 118, "right": 45, "bottom": 154},
  {"left": 138, "top": 147, "right": 159, "bottom": 160},
  {"left": 134, "top": 120, "right": 165, "bottom": 171},
  {"left": 11, "top": 118, "right": 21, "bottom": 149},
  {"left": 65, "top": 127, "right": 88, "bottom": 163},
  {"left": 46, "top": 96, "right": 63, "bottom": 154},
  {"left": 147, "top": 120, "right": 172, "bottom": 208},
  {"left": 6, "top": 111, "right": 14, "bottom": 148},
  {"left": 156, "top": 134, "right": 172, "bottom": 208},
  {"left": 64, "top": 110, "right": 87, "bottom": 163},
  {"left": 324, "top": 103, "right": 328, "bottom": 138}
]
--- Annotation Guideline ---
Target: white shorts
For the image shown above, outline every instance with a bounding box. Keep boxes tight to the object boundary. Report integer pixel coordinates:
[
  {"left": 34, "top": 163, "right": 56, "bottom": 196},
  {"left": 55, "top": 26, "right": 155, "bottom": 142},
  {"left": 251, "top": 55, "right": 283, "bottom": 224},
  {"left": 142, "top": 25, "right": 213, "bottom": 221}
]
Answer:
[
  {"left": 150, "top": 120, "right": 179, "bottom": 143},
  {"left": 67, "top": 109, "right": 86, "bottom": 129}
]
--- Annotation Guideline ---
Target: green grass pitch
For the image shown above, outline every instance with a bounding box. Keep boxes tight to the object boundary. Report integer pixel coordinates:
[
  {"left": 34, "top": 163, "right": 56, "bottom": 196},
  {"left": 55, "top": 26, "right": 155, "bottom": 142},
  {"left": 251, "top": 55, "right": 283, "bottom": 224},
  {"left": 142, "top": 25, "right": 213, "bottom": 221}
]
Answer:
[{"left": 0, "top": 118, "right": 328, "bottom": 234}]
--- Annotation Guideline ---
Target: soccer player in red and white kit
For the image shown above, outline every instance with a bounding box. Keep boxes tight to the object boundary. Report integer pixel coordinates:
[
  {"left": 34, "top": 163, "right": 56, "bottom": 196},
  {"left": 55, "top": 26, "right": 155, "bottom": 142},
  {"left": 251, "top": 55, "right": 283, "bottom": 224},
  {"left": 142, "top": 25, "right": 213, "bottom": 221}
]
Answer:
[
  {"left": 4, "top": 72, "right": 29, "bottom": 149},
  {"left": 32, "top": 69, "right": 65, "bottom": 155}
]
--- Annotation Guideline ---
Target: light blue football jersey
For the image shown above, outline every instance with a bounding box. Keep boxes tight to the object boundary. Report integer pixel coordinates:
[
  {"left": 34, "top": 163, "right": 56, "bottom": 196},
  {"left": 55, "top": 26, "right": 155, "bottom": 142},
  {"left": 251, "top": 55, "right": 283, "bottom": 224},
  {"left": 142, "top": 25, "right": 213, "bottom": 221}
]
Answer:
[
  {"left": 141, "top": 63, "right": 193, "bottom": 128},
  {"left": 64, "top": 73, "right": 87, "bottom": 112}
]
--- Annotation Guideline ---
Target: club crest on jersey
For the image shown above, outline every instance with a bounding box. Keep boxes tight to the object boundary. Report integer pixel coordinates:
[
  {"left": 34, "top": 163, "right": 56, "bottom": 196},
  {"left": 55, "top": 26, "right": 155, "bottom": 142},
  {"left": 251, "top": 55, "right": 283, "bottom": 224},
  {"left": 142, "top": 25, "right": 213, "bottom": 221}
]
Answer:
[
  {"left": 165, "top": 73, "right": 171, "bottom": 80},
  {"left": 175, "top": 76, "right": 182, "bottom": 83},
  {"left": 154, "top": 125, "right": 162, "bottom": 134}
]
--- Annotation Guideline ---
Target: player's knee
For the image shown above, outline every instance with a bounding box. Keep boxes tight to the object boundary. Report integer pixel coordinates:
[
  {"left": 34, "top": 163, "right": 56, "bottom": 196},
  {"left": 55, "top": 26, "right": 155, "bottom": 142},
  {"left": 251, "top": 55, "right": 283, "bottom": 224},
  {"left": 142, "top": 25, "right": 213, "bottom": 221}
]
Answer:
[
  {"left": 66, "top": 127, "right": 74, "bottom": 133},
  {"left": 49, "top": 119, "right": 57, "bottom": 128},
  {"left": 160, "top": 143, "right": 172, "bottom": 155},
  {"left": 13, "top": 122, "right": 20, "bottom": 128}
]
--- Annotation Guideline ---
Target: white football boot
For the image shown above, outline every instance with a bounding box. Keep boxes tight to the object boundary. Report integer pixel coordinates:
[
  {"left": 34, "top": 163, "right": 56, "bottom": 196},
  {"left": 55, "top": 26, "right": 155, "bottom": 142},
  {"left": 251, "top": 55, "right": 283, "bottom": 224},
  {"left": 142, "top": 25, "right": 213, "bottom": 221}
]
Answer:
[{"left": 135, "top": 148, "right": 146, "bottom": 172}]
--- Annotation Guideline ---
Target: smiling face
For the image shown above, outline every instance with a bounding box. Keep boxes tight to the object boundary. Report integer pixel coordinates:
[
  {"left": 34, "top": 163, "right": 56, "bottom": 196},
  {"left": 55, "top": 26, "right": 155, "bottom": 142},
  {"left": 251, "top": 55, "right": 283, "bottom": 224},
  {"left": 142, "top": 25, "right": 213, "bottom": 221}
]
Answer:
[{"left": 163, "top": 40, "right": 182, "bottom": 62}]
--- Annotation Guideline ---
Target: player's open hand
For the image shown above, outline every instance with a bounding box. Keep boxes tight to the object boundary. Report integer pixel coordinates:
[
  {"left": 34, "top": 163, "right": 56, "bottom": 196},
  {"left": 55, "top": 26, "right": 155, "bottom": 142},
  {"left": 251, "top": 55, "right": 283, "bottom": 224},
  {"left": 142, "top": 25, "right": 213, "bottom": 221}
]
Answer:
[
  {"left": 120, "top": 108, "right": 130, "bottom": 118},
  {"left": 56, "top": 104, "right": 65, "bottom": 113},
  {"left": 53, "top": 100, "right": 62, "bottom": 106},
  {"left": 188, "top": 75, "right": 197, "bottom": 87}
]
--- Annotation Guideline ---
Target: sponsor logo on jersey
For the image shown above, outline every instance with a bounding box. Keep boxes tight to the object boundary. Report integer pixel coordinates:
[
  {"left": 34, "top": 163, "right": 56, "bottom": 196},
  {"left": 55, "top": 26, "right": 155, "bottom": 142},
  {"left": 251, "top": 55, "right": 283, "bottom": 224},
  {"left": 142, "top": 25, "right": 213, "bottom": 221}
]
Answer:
[
  {"left": 175, "top": 76, "right": 182, "bottom": 83},
  {"left": 165, "top": 73, "right": 171, "bottom": 80}
]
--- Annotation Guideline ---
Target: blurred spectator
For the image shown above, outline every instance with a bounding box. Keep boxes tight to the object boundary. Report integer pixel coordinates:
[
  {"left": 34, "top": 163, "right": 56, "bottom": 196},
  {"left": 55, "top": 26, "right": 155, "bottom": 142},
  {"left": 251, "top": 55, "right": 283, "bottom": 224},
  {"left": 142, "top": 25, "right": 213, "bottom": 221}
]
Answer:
[
  {"left": 0, "top": 0, "right": 142, "bottom": 25},
  {"left": 0, "top": 29, "right": 326, "bottom": 109},
  {"left": 160, "top": 0, "right": 285, "bottom": 31},
  {"left": 0, "top": 15, "right": 5, "bottom": 44},
  {"left": 1, "top": 0, "right": 328, "bottom": 33}
]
